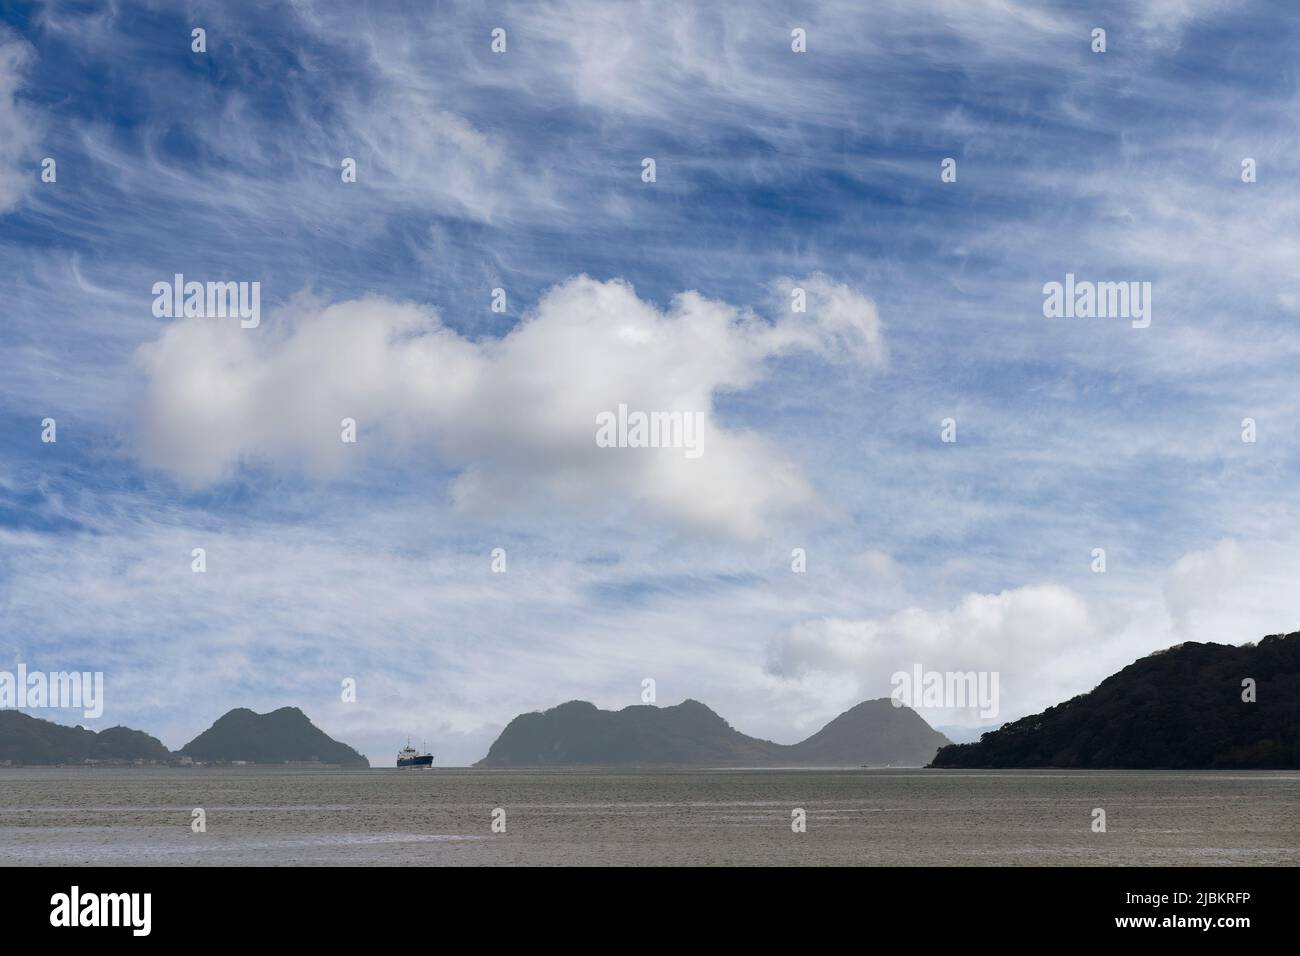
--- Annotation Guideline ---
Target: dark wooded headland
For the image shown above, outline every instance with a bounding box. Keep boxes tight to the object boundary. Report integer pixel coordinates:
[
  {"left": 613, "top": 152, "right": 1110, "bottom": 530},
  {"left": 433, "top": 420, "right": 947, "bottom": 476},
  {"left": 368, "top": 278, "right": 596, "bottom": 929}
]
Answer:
[{"left": 931, "top": 631, "right": 1298, "bottom": 768}]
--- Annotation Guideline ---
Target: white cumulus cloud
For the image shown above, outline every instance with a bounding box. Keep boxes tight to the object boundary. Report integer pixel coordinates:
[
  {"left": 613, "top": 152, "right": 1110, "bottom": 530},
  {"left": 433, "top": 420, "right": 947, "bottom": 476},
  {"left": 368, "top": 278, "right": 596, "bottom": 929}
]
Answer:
[
  {"left": 767, "top": 584, "right": 1100, "bottom": 726},
  {"left": 134, "top": 274, "right": 885, "bottom": 538}
]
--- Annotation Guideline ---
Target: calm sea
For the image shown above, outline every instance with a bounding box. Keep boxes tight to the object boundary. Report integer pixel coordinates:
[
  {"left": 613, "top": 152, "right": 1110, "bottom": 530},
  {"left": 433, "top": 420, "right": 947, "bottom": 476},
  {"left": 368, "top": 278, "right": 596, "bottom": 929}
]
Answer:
[{"left": 0, "top": 768, "right": 1295, "bottom": 866}]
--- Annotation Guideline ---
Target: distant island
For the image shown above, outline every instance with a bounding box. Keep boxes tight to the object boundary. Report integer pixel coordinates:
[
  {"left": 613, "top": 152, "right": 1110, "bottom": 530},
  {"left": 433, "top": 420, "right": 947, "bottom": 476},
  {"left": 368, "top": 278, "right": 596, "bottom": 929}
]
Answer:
[
  {"left": 179, "top": 707, "right": 369, "bottom": 768},
  {"left": 931, "top": 631, "right": 1299, "bottom": 769},
  {"left": 0, "top": 706, "right": 368, "bottom": 768},
  {"left": 0, "top": 710, "right": 172, "bottom": 766},
  {"left": 475, "top": 698, "right": 952, "bottom": 767}
]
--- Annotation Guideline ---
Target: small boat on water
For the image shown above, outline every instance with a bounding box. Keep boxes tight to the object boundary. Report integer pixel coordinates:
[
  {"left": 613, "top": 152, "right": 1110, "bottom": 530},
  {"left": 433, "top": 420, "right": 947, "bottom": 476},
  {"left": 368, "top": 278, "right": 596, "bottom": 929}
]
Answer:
[{"left": 397, "top": 739, "right": 434, "bottom": 769}]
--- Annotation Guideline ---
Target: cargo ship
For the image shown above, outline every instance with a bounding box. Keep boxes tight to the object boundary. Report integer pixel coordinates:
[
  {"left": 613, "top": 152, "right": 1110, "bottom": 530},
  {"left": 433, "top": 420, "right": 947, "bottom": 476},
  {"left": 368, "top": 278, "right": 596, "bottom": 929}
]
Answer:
[{"left": 397, "top": 739, "right": 434, "bottom": 769}]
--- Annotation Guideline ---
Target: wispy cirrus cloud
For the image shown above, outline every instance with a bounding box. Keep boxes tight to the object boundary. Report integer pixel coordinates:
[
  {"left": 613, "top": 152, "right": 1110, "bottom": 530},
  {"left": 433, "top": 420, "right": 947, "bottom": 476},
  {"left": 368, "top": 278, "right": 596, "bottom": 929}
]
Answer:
[{"left": 0, "top": 28, "right": 39, "bottom": 213}]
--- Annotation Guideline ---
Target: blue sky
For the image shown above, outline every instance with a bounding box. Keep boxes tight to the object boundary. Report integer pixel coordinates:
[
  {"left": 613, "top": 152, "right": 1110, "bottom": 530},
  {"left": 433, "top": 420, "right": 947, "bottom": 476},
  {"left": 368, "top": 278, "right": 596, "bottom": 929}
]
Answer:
[{"left": 2, "top": 0, "right": 1299, "bottom": 765}]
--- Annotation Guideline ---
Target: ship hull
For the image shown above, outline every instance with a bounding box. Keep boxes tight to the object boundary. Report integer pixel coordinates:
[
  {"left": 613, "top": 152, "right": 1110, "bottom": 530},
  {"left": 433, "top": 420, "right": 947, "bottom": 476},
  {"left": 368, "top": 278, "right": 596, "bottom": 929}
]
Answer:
[{"left": 397, "top": 754, "right": 434, "bottom": 768}]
